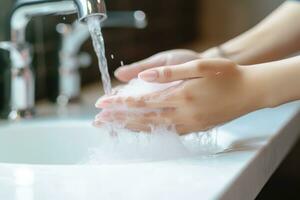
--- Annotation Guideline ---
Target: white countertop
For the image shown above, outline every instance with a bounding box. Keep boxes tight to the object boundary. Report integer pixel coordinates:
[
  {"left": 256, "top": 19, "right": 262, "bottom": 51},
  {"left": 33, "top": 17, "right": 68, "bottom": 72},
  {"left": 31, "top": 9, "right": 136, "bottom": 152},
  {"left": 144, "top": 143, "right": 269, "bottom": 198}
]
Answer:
[{"left": 0, "top": 101, "right": 300, "bottom": 200}]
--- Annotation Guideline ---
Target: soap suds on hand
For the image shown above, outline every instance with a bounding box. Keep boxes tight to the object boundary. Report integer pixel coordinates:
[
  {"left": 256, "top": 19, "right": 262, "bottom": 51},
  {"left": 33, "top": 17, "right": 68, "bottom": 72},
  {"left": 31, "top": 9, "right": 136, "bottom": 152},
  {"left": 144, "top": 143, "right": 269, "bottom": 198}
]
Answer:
[{"left": 88, "top": 78, "right": 222, "bottom": 164}]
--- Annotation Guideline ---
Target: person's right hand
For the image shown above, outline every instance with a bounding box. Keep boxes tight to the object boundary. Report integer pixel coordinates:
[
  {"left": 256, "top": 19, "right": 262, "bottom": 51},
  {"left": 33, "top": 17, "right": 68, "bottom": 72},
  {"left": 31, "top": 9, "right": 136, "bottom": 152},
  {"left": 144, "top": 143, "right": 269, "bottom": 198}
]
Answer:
[{"left": 114, "top": 49, "right": 200, "bottom": 82}]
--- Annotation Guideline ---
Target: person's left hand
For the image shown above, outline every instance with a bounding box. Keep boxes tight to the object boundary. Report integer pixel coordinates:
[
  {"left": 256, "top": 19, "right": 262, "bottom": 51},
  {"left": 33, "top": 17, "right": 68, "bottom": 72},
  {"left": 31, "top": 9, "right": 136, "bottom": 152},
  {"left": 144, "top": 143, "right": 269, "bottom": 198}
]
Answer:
[{"left": 94, "top": 58, "right": 266, "bottom": 135}]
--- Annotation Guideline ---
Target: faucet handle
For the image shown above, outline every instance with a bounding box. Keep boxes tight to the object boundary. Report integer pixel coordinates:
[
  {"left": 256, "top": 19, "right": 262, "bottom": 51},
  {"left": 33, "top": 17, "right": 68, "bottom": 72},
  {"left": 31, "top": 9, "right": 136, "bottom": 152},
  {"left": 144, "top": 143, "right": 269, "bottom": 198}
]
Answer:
[
  {"left": 56, "top": 22, "right": 90, "bottom": 56},
  {"left": 0, "top": 41, "right": 34, "bottom": 119},
  {"left": 103, "top": 11, "right": 147, "bottom": 29}
]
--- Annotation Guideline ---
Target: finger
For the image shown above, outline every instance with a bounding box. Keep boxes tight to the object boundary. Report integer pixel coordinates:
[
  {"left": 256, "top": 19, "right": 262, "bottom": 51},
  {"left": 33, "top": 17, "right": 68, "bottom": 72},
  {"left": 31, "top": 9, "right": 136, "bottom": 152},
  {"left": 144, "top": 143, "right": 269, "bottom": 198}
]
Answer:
[
  {"left": 114, "top": 54, "right": 166, "bottom": 82},
  {"left": 175, "top": 124, "right": 212, "bottom": 135},
  {"left": 95, "top": 85, "right": 123, "bottom": 103},
  {"left": 95, "top": 108, "right": 176, "bottom": 124},
  {"left": 95, "top": 94, "right": 116, "bottom": 108},
  {"left": 175, "top": 125, "right": 193, "bottom": 135},
  {"left": 92, "top": 120, "right": 105, "bottom": 128},
  {"left": 96, "top": 80, "right": 183, "bottom": 109},
  {"left": 123, "top": 95, "right": 179, "bottom": 109},
  {"left": 95, "top": 93, "right": 179, "bottom": 109},
  {"left": 95, "top": 84, "right": 126, "bottom": 108},
  {"left": 124, "top": 122, "right": 151, "bottom": 132},
  {"left": 95, "top": 110, "right": 126, "bottom": 121},
  {"left": 111, "top": 85, "right": 125, "bottom": 95},
  {"left": 94, "top": 114, "right": 152, "bottom": 133},
  {"left": 93, "top": 118, "right": 150, "bottom": 133},
  {"left": 138, "top": 58, "right": 236, "bottom": 83}
]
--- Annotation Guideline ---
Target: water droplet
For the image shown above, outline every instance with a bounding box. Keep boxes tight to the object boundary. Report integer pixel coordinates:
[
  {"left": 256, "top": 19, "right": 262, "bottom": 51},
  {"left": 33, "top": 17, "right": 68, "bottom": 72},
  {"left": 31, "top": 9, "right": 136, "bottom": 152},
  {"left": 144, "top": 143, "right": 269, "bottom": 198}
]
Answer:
[
  {"left": 120, "top": 61, "right": 124, "bottom": 66},
  {"left": 110, "top": 54, "right": 114, "bottom": 59}
]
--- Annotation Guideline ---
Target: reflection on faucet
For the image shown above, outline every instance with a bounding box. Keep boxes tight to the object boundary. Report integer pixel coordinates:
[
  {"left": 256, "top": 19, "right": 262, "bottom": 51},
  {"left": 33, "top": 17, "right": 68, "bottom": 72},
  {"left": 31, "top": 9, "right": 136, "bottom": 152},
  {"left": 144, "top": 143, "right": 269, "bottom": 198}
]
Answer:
[
  {"left": 0, "top": 41, "right": 34, "bottom": 120},
  {"left": 56, "top": 22, "right": 91, "bottom": 105},
  {"left": 11, "top": 0, "right": 107, "bottom": 44},
  {"left": 0, "top": 42, "right": 30, "bottom": 69},
  {"left": 56, "top": 11, "right": 147, "bottom": 104}
]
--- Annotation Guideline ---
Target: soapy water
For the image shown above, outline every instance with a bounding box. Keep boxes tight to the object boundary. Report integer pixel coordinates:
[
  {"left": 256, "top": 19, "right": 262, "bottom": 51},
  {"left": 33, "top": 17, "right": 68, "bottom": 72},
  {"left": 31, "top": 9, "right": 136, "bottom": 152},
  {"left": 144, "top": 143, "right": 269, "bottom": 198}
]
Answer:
[
  {"left": 86, "top": 124, "right": 221, "bottom": 164},
  {"left": 86, "top": 79, "right": 223, "bottom": 164},
  {"left": 87, "top": 17, "right": 222, "bottom": 164}
]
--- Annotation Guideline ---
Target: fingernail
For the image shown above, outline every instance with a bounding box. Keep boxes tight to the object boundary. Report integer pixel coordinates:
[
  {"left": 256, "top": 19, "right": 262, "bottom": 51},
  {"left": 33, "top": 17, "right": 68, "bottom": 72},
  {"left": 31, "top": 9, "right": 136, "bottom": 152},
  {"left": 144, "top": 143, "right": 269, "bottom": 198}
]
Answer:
[
  {"left": 114, "top": 67, "right": 124, "bottom": 77},
  {"left": 95, "top": 97, "right": 114, "bottom": 108},
  {"left": 95, "top": 111, "right": 110, "bottom": 120},
  {"left": 114, "top": 66, "right": 129, "bottom": 77},
  {"left": 138, "top": 70, "right": 158, "bottom": 82}
]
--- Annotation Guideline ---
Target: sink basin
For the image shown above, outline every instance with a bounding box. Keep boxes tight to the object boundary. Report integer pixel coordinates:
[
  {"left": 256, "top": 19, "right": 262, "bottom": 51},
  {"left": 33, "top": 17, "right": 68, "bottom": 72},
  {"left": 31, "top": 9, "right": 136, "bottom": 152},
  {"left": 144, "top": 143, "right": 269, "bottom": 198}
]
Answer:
[
  {"left": 0, "top": 103, "right": 298, "bottom": 200},
  {"left": 0, "top": 118, "right": 228, "bottom": 165},
  {"left": 0, "top": 119, "right": 104, "bottom": 165}
]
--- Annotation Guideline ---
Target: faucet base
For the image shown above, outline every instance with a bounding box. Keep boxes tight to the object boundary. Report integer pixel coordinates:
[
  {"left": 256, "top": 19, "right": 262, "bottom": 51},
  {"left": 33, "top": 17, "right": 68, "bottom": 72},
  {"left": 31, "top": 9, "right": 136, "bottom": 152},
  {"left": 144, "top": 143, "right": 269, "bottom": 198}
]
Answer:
[
  {"left": 8, "top": 108, "right": 35, "bottom": 120},
  {"left": 57, "top": 94, "right": 81, "bottom": 106}
]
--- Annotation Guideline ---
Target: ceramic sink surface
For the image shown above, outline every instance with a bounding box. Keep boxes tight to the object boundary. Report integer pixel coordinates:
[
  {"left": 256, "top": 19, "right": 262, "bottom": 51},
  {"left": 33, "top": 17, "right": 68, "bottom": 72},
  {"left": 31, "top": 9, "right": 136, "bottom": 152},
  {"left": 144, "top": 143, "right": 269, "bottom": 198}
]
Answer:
[
  {"left": 0, "top": 120, "right": 104, "bottom": 165},
  {"left": 0, "top": 101, "right": 299, "bottom": 200}
]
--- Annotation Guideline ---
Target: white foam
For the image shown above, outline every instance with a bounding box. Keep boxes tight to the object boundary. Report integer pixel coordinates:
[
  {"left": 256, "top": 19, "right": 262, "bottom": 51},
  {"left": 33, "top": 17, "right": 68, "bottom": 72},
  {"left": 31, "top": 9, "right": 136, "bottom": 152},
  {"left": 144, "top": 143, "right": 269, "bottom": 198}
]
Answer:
[
  {"left": 88, "top": 79, "right": 223, "bottom": 164},
  {"left": 87, "top": 124, "right": 189, "bottom": 164},
  {"left": 87, "top": 16, "right": 222, "bottom": 164},
  {"left": 117, "top": 78, "right": 180, "bottom": 97}
]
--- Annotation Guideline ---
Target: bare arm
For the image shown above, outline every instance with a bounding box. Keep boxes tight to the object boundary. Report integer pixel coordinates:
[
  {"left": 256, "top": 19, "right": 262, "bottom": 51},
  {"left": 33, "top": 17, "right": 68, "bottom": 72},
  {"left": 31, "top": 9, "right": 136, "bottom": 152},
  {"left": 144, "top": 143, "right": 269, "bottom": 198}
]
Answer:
[
  {"left": 249, "top": 55, "right": 300, "bottom": 107},
  {"left": 202, "top": 1, "right": 300, "bottom": 64},
  {"left": 97, "top": 55, "right": 300, "bottom": 134}
]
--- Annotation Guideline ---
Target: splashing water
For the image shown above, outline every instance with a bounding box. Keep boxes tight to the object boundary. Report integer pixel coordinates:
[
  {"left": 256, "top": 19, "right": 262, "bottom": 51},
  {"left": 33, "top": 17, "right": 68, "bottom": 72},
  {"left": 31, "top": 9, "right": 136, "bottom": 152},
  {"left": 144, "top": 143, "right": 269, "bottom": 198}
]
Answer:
[
  {"left": 85, "top": 17, "right": 223, "bottom": 164},
  {"left": 88, "top": 78, "right": 223, "bottom": 164},
  {"left": 87, "top": 16, "right": 112, "bottom": 95}
]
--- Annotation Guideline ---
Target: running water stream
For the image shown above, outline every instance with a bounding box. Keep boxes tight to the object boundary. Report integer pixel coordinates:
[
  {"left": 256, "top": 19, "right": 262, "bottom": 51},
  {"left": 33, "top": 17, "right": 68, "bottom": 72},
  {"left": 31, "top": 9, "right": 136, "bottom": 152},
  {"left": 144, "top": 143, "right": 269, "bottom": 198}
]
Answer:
[{"left": 87, "top": 16, "right": 112, "bottom": 95}]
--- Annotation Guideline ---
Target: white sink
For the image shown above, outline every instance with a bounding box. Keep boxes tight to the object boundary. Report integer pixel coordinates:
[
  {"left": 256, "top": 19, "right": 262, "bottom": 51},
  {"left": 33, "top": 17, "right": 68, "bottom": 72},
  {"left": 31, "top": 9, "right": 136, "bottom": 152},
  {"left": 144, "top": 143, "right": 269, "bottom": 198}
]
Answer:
[
  {"left": 0, "top": 118, "right": 228, "bottom": 165},
  {"left": 0, "top": 102, "right": 299, "bottom": 200},
  {"left": 0, "top": 119, "right": 103, "bottom": 165}
]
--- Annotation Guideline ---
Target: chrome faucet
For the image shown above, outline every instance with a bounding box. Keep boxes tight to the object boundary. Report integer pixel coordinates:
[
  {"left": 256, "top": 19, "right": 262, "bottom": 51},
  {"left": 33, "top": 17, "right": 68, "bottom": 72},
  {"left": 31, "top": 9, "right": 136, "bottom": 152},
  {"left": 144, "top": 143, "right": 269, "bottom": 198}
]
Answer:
[{"left": 8, "top": 0, "right": 107, "bottom": 120}]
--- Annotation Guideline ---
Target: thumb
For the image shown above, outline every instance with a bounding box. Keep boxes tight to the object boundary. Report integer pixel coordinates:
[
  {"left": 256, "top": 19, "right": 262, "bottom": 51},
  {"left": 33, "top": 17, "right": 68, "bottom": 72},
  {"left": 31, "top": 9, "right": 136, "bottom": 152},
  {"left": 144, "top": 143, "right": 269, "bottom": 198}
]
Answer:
[{"left": 138, "top": 58, "right": 237, "bottom": 83}]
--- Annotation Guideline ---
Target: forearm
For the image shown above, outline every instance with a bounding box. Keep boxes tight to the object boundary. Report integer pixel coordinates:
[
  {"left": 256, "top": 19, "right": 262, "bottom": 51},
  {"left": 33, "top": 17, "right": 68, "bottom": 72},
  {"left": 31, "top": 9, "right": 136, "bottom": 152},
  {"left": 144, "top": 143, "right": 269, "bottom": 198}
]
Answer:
[
  {"left": 247, "top": 55, "right": 300, "bottom": 109},
  {"left": 202, "top": 1, "right": 300, "bottom": 65}
]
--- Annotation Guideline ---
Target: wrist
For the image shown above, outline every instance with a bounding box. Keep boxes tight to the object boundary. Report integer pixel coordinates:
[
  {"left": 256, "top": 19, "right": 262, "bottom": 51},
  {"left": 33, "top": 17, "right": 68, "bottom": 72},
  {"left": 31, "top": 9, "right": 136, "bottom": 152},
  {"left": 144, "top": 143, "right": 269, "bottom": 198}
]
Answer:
[
  {"left": 243, "top": 59, "right": 300, "bottom": 110},
  {"left": 200, "top": 47, "right": 224, "bottom": 59},
  {"left": 242, "top": 65, "right": 273, "bottom": 111}
]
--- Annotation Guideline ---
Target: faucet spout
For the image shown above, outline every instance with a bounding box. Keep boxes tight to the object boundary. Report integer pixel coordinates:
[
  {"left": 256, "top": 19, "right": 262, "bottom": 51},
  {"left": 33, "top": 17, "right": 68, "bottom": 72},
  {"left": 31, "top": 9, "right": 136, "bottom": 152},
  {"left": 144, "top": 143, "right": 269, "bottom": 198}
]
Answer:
[
  {"left": 11, "top": 0, "right": 107, "bottom": 44},
  {"left": 74, "top": 0, "right": 107, "bottom": 22}
]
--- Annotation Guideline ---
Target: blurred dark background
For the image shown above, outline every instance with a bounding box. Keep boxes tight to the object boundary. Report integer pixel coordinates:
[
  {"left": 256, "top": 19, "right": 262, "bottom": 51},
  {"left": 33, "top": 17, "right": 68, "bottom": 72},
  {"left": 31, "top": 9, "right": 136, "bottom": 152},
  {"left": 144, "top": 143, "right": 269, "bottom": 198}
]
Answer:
[
  {"left": 1, "top": 0, "right": 199, "bottom": 103},
  {"left": 0, "top": 0, "right": 286, "bottom": 103},
  {"left": 1, "top": 0, "right": 300, "bottom": 199}
]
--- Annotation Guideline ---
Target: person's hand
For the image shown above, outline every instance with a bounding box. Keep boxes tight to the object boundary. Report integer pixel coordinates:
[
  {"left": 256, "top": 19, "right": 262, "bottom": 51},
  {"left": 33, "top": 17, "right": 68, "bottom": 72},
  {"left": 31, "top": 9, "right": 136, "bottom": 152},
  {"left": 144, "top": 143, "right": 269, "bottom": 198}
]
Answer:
[
  {"left": 95, "top": 58, "right": 267, "bottom": 135},
  {"left": 114, "top": 49, "right": 200, "bottom": 82}
]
